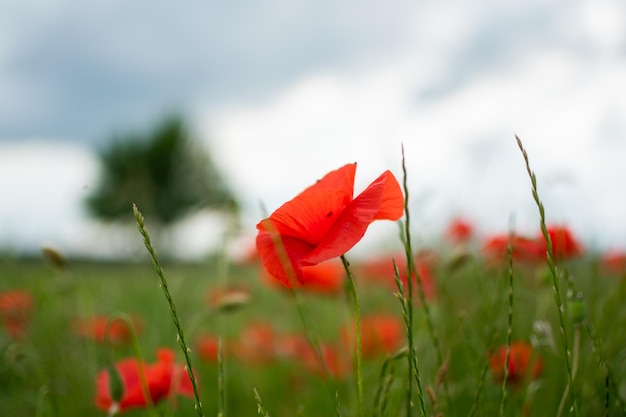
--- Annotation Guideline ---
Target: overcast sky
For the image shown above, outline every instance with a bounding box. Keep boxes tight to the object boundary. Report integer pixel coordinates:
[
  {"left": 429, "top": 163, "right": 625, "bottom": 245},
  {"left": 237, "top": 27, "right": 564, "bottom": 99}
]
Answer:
[{"left": 1, "top": 1, "right": 625, "bottom": 259}]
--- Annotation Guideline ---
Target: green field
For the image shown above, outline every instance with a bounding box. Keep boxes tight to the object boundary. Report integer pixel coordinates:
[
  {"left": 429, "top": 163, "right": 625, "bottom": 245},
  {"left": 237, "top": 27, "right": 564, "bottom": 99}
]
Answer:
[{"left": 1, "top": 242, "right": 625, "bottom": 416}]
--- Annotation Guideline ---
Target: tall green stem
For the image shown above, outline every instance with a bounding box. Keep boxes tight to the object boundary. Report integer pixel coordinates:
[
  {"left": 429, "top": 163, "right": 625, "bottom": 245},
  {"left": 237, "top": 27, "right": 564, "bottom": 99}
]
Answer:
[
  {"left": 515, "top": 137, "right": 577, "bottom": 415},
  {"left": 341, "top": 255, "right": 364, "bottom": 417},
  {"left": 133, "top": 204, "right": 204, "bottom": 417}
]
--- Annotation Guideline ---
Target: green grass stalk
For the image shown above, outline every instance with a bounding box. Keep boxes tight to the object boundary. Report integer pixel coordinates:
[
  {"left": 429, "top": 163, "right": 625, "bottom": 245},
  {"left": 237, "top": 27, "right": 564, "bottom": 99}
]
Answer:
[
  {"left": 400, "top": 145, "right": 452, "bottom": 415},
  {"left": 393, "top": 261, "right": 427, "bottom": 417},
  {"left": 341, "top": 255, "right": 364, "bottom": 417},
  {"left": 253, "top": 387, "right": 271, "bottom": 417},
  {"left": 35, "top": 386, "right": 50, "bottom": 417},
  {"left": 373, "top": 348, "right": 408, "bottom": 417},
  {"left": 218, "top": 337, "right": 225, "bottom": 417},
  {"left": 515, "top": 136, "right": 577, "bottom": 416},
  {"left": 499, "top": 231, "right": 515, "bottom": 417},
  {"left": 132, "top": 204, "right": 204, "bottom": 417},
  {"left": 106, "top": 313, "right": 159, "bottom": 417}
]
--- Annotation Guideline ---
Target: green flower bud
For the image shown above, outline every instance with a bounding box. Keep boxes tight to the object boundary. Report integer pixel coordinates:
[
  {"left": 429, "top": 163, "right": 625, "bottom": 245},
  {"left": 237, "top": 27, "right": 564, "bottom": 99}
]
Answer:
[
  {"left": 107, "top": 364, "right": 125, "bottom": 404},
  {"left": 568, "top": 290, "right": 586, "bottom": 325}
]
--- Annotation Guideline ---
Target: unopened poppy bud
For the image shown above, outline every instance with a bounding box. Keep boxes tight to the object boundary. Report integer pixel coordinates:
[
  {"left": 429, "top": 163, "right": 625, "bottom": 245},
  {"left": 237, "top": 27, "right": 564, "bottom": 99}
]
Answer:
[
  {"left": 41, "top": 246, "right": 68, "bottom": 271},
  {"left": 209, "top": 288, "right": 251, "bottom": 313},
  {"left": 535, "top": 265, "right": 552, "bottom": 287},
  {"left": 446, "top": 250, "right": 471, "bottom": 272},
  {"left": 568, "top": 290, "right": 586, "bottom": 325},
  {"left": 107, "top": 364, "right": 125, "bottom": 404}
]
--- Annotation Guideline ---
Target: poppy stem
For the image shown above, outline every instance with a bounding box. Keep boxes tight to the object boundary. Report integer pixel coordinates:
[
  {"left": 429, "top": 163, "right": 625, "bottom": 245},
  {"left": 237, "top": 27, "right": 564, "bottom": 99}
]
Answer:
[
  {"left": 133, "top": 204, "right": 205, "bottom": 417},
  {"left": 340, "top": 254, "right": 364, "bottom": 417}
]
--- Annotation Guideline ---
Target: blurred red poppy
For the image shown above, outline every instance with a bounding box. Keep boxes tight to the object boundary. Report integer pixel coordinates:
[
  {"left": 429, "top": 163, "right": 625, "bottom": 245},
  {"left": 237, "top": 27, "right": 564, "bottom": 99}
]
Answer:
[
  {"left": 261, "top": 260, "right": 346, "bottom": 294},
  {"left": 232, "top": 322, "right": 277, "bottom": 364},
  {"left": 0, "top": 289, "right": 33, "bottom": 339},
  {"left": 256, "top": 163, "right": 404, "bottom": 287},
  {"left": 446, "top": 217, "right": 474, "bottom": 244},
  {"left": 489, "top": 341, "right": 543, "bottom": 386},
  {"left": 342, "top": 314, "right": 404, "bottom": 358},
  {"left": 195, "top": 334, "right": 220, "bottom": 362},
  {"left": 602, "top": 250, "right": 626, "bottom": 274},
  {"left": 482, "top": 234, "right": 544, "bottom": 262},
  {"left": 95, "top": 348, "right": 196, "bottom": 413},
  {"left": 300, "top": 342, "right": 350, "bottom": 379},
  {"left": 73, "top": 316, "right": 143, "bottom": 345},
  {"left": 356, "top": 254, "right": 437, "bottom": 300},
  {"left": 542, "top": 225, "right": 583, "bottom": 260}
]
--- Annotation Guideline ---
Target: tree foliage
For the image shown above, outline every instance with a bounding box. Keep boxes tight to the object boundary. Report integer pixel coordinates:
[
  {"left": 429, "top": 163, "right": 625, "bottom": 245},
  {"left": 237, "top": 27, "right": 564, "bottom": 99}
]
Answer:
[{"left": 86, "top": 116, "right": 237, "bottom": 226}]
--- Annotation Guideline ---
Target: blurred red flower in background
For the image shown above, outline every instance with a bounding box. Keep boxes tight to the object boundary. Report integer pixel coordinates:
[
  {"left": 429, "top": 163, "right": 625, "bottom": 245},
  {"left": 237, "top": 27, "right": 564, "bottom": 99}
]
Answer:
[
  {"left": 195, "top": 334, "right": 220, "bottom": 362},
  {"left": 342, "top": 314, "right": 404, "bottom": 358},
  {"left": 0, "top": 289, "right": 33, "bottom": 339},
  {"left": 231, "top": 322, "right": 277, "bottom": 364},
  {"left": 489, "top": 341, "right": 543, "bottom": 386},
  {"left": 445, "top": 217, "right": 474, "bottom": 244},
  {"left": 482, "top": 234, "right": 544, "bottom": 262},
  {"left": 256, "top": 163, "right": 404, "bottom": 287},
  {"left": 300, "top": 342, "right": 350, "bottom": 379},
  {"left": 602, "top": 250, "right": 626, "bottom": 274},
  {"left": 73, "top": 316, "right": 143, "bottom": 345},
  {"left": 95, "top": 348, "right": 196, "bottom": 413},
  {"left": 356, "top": 254, "right": 437, "bottom": 300},
  {"left": 542, "top": 225, "right": 583, "bottom": 260}
]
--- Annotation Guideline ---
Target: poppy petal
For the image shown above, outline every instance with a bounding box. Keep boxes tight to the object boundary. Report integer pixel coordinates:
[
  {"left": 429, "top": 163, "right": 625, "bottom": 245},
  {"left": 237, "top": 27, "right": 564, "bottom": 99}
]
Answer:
[
  {"left": 256, "top": 228, "right": 314, "bottom": 286},
  {"left": 370, "top": 171, "right": 404, "bottom": 221},
  {"left": 302, "top": 172, "right": 394, "bottom": 264},
  {"left": 301, "top": 163, "right": 356, "bottom": 197},
  {"left": 266, "top": 189, "right": 352, "bottom": 244}
]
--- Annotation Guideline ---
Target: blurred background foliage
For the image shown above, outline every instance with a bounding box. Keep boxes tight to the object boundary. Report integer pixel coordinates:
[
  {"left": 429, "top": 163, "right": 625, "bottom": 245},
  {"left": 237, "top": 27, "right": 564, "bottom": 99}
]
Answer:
[{"left": 85, "top": 115, "right": 239, "bottom": 228}]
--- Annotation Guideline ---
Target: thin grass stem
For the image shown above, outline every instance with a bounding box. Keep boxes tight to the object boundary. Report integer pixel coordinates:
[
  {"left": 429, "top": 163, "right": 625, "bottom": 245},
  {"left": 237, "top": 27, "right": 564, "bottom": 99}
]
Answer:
[
  {"left": 515, "top": 136, "right": 577, "bottom": 416},
  {"left": 373, "top": 348, "right": 408, "bottom": 417},
  {"left": 253, "top": 387, "right": 271, "bottom": 417},
  {"left": 393, "top": 261, "right": 427, "bottom": 417},
  {"left": 400, "top": 145, "right": 453, "bottom": 415},
  {"left": 35, "top": 386, "right": 50, "bottom": 417},
  {"left": 106, "top": 313, "right": 159, "bottom": 417},
  {"left": 499, "top": 230, "right": 515, "bottom": 417},
  {"left": 557, "top": 327, "right": 581, "bottom": 417},
  {"left": 341, "top": 255, "right": 364, "bottom": 417},
  {"left": 132, "top": 204, "right": 204, "bottom": 417}
]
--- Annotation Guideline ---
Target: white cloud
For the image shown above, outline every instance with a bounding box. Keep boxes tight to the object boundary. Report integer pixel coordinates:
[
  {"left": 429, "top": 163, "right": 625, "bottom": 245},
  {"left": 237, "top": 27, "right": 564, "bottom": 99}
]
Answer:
[{"left": 204, "top": 44, "right": 626, "bottom": 251}]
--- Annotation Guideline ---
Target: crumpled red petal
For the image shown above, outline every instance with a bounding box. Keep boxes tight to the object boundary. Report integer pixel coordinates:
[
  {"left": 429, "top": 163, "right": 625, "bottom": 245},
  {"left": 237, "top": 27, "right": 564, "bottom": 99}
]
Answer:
[{"left": 303, "top": 170, "right": 403, "bottom": 264}]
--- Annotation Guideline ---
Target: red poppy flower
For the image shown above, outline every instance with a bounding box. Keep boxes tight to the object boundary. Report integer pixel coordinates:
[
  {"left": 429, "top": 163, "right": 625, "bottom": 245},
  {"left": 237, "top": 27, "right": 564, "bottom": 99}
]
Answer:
[
  {"left": 342, "top": 314, "right": 404, "bottom": 358},
  {"left": 0, "top": 290, "right": 33, "bottom": 339},
  {"left": 482, "top": 234, "right": 544, "bottom": 262},
  {"left": 261, "top": 260, "right": 346, "bottom": 294},
  {"left": 256, "top": 163, "right": 404, "bottom": 287},
  {"left": 195, "top": 334, "right": 220, "bottom": 362},
  {"left": 445, "top": 217, "right": 474, "bottom": 244},
  {"left": 73, "top": 316, "right": 143, "bottom": 345},
  {"left": 489, "top": 341, "right": 543, "bottom": 386},
  {"left": 95, "top": 348, "right": 196, "bottom": 413},
  {"left": 542, "top": 225, "right": 583, "bottom": 260},
  {"left": 232, "top": 322, "right": 277, "bottom": 364},
  {"left": 355, "top": 254, "right": 437, "bottom": 300},
  {"left": 602, "top": 250, "right": 626, "bottom": 274},
  {"left": 300, "top": 342, "right": 350, "bottom": 379}
]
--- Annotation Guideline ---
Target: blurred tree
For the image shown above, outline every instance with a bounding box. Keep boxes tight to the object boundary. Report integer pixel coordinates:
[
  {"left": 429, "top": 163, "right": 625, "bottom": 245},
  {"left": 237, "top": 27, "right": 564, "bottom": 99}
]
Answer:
[{"left": 86, "top": 115, "right": 238, "bottom": 230}]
